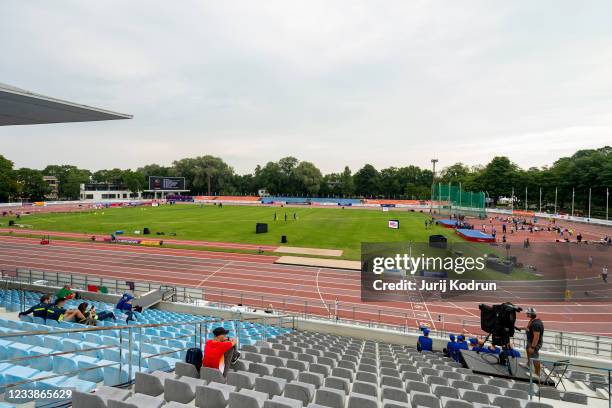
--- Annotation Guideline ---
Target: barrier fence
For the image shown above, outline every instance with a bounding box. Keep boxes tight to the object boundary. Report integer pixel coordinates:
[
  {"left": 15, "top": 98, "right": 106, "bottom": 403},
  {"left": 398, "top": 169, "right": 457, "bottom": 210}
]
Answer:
[{"left": 2, "top": 267, "right": 612, "bottom": 359}]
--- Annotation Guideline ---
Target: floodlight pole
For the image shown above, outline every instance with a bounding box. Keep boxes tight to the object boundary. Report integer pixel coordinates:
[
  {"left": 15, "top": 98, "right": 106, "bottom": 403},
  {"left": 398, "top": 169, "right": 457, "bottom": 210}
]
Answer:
[
  {"left": 607, "top": 188, "right": 609, "bottom": 221},
  {"left": 571, "top": 188, "right": 575, "bottom": 217},
  {"left": 554, "top": 187, "right": 558, "bottom": 215},
  {"left": 588, "top": 188, "right": 591, "bottom": 220},
  {"left": 525, "top": 187, "right": 528, "bottom": 211},
  {"left": 430, "top": 159, "right": 438, "bottom": 215},
  {"left": 539, "top": 188, "right": 542, "bottom": 213}
]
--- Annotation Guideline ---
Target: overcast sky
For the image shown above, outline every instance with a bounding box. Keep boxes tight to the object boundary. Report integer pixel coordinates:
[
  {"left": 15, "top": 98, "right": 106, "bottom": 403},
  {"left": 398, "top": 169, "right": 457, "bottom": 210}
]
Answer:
[{"left": 1, "top": 1, "right": 611, "bottom": 174}]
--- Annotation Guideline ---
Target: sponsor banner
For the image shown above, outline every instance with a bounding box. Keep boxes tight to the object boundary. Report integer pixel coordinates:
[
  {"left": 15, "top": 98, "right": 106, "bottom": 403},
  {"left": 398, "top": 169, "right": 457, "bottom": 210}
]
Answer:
[
  {"left": 141, "top": 240, "right": 161, "bottom": 246},
  {"left": 388, "top": 219, "right": 400, "bottom": 229}
]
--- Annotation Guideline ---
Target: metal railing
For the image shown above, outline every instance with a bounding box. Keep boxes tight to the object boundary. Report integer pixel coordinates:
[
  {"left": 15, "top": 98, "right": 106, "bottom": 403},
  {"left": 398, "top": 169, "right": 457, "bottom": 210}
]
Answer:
[
  {"left": 529, "top": 357, "right": 611, "bottom": 407},
  {"left": 3, "top": 266, "right": 612, "bottom": 359},
  {"left": 0, "top": 313, "right": 294, "bottom": 406}
]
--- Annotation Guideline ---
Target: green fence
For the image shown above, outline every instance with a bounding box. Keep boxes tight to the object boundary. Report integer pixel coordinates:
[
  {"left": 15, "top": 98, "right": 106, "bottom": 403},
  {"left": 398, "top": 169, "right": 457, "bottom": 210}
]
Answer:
[{"left": 432, "top": 183, "right": 486, "bottom": 217}]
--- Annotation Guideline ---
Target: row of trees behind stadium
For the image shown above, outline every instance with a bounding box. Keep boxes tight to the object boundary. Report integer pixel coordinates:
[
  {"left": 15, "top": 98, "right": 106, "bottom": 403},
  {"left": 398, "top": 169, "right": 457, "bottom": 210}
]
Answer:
[{"left": 0, "top": 146, "right": 610, "bottom": 217}]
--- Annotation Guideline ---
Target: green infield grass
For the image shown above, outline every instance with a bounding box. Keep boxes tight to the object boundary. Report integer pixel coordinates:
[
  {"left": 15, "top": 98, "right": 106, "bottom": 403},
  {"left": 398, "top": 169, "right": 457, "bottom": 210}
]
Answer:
[{"left": 3, "top": 205, "right": 457, "bottom": 259}]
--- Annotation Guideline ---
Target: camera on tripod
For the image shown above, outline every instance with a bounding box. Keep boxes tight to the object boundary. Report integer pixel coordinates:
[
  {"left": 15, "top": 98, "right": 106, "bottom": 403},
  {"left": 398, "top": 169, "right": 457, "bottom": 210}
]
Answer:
[{"left": 479, "top": 302, "right": 522, "bottom": 346}]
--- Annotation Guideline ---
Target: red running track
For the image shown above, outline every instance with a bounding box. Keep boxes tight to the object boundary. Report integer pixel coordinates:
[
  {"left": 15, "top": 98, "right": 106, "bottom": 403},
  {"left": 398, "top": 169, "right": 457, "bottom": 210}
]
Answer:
[{"left": 1, "top": 236, "right": 611, "bottom": 336}]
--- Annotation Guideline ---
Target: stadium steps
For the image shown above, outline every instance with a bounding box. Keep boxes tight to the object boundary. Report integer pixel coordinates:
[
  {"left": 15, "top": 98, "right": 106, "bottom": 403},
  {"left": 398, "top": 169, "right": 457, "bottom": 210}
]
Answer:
[
  {"left": 0, "top": 289, "right": 290, "bottom": 405},
  {"left": 71, "top": 331, "right": 607, "bottom": 408}
]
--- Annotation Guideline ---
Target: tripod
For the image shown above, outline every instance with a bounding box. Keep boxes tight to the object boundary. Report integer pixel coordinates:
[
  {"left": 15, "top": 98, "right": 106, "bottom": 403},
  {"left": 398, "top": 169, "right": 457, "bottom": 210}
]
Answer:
[{"left": 478, "top": 333, "right": 514, "bottom": 376}]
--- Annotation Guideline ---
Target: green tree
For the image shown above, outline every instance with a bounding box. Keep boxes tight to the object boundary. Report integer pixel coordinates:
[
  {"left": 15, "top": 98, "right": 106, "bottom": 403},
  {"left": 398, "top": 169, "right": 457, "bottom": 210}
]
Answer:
[
  {"left": 353, "top": 164, "right": 380, "bottom": 197},
  {"left": 42, "top": 165, "right": 91, "bottom": 200},
  {"left": 293, "top": 161, "right": 323, "bottom": 195},
  {"left": 15, "top": 168, "right": 50, "bottom": 201},
  {"left": 0, "top": 155, "right": 18, "bottom": 202}
]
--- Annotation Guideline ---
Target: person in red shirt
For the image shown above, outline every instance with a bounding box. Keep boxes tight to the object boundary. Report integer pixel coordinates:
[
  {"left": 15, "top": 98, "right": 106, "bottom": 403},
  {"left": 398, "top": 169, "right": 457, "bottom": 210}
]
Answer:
[{"left": 203, "top": 327, "right": 239, "bottom": 376}]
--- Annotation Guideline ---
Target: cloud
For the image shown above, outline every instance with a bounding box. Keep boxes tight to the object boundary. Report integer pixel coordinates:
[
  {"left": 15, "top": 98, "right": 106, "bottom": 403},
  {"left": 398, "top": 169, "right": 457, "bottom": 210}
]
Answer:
[{"left": 1, "top": 0, "right": 611, "bottom": 174}]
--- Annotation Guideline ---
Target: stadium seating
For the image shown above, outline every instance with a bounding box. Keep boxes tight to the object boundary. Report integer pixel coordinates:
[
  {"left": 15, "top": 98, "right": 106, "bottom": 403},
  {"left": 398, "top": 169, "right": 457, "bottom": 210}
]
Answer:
[
  {"left": 70, "top": 330, "right": 598, "bottom": 408},
  {"left": 0, "top": 289, "right": 290, "bottom": 404}
]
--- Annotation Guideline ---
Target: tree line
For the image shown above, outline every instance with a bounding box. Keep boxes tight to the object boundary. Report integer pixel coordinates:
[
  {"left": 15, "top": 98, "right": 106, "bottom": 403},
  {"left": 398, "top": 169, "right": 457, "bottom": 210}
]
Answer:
[{"left": 1, "top": 146, "right": 610, "bottom": 216}]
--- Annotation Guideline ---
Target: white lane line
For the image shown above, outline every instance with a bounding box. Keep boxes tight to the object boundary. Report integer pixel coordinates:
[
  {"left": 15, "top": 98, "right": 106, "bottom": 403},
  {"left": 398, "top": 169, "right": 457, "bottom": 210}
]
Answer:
[
  {"left": 198, "top": 262, "right": 232, "bottom": 287},
  {"left": 316, "top": 268, "right": 331, "bottom": 317}
]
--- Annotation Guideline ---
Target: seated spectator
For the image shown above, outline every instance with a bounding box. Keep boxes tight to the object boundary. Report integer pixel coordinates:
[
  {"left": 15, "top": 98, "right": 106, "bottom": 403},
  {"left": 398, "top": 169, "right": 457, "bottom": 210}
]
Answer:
[
  {"left": 417, "top": 328, "right": 433, "bottom": 352},
  {"left": 76, "top": 302, "right": 97, "bottom": 325},
  {"left": 116, "top": 292, "right": 142, "bottom": 322},
  {"left": 46, "top": 298, "right": 85, "bottom": 322},
  {"left": 19, "top": 294, "right": 51, "bottom": 319},
  {"left": 203, "top": 327, "right": 240, "bottom": 377},
  {"left": 453, "top": 334, "right": 469, "bottom": 361},
  {"left": 444, "top": 334, "right": 457, "bottom": 357}
]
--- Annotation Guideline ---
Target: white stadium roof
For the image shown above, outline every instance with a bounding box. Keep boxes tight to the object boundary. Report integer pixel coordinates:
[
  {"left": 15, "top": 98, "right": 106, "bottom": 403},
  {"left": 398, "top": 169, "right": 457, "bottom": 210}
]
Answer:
[{"left": 0, "top": 82, "right": 132, "bottom": 126}]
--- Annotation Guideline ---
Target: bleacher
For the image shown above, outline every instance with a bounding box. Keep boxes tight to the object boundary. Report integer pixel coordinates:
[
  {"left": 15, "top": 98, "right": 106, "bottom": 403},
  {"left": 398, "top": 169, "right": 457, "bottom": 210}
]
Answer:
[
  {"left": 73, "top": 331, "right": 607, "bottom": 408},
  {"left": 0, "top": 289, "right": 290, "bottom": 406},
  {"left": 0, "top": 288, "right": 609, "bottom": 408}
]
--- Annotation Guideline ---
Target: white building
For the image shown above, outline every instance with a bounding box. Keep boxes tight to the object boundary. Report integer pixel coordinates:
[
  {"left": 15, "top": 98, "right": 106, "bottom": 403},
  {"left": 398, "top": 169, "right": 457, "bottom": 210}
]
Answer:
[{"left": 80, "top": 183, "right": 142, "bottom": 201}]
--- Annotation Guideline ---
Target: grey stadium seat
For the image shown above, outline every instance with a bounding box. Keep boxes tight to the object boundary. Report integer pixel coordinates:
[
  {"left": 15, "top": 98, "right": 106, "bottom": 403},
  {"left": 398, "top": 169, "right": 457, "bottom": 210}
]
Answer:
[
  {"left": 263, "top": 395, "right": 303, "bottom": 408},
  {"left": 228, "top": 389, "right": 269, "bottom": 408},
  {"left": 460, "top": 390, "right": 489, "bottom": 405},
  {"left": 491, "top": 395, "right": 521, "bottom": 408},
  {"left": 381, "top": 385, "right": 409, "bottom": 403},
  {"left": 255, "top": 376, "right": 287, "bottom": 397},
  {"left": 477, "top": 384, "right": 501, "bottom": 395},
  {"left": 441, "top": 397, "right": 473, "bottom": 408},
  {"left": 450, "top": 380, "right": 474, "bottom": 391},
  {"left": 524, "top": 402, "right": 554, "bottom": 408},
  {"left": 298, "top": 371, "right": 324, "bottom": 388},
  {"left": 562, "top": 392, "right": 588, "bottom": 405},
  {"left": 227, "top": 371, "right": 258, "bottom": 390},
  {"left": 195, "top": 383, "right": 235, "bottom": 408},
  {"left": 410, "top": 391, "right": 441, "bottom": 408},
  {"left": 504, "top": 388, "right": 528, "bottom": 400},
  {"left": 108, "top": 393, "right": 165, "bottom": 408},
  {"left": 403, "top": 371, "right": 424, "bottom": 382},
  {"left": 352, "top": 381, "right": 378, "bottom": 397},
  {"left": 432, "top": 384, "right": 459, "bottom": 399},
  {"left": 266, "top": 356, "right": 288, "bottom": 368},
  {"left": 356, "top": 371, "right": 377, "bottom": 383},
  {"left": 406, "top": 380, "right": 431, "bottom": 394},
  {"left": 250, "top": 363, "right": 275, "bottom": 377},
  {"left": 283, "top": 381, "right": 315, "bottom": 405},
  {"left": 201, "top": 367, "right": 227, "bottom": 384},
  {"left": 314, "top": 387, "right": 346, "bottom": 408},
  {"left": 165, "top": 376, "right": 204, "bottom": 403},
  {"left": 273, "top": 367, "right": 299, "bottom": 382},
  {"left": 348, "top": 393, "right": 379, "bottom": 408},
  {"left": 381, "top": 375, "right": 404, "bottom": 389},
  {"left": 287, "top": 359, "right": 309, "bottom": 372},
  {"left": 135, "top": 371, "right": 175, "bottom": 397},
  {"left": 175, "top": 361, "right": 199, "bottom": 378},
  {"left": 325, "top": 376, "right": 350, "bottom": 395},
  {"left": 73, "top": 386, "right": 131, "bottom": 408}
]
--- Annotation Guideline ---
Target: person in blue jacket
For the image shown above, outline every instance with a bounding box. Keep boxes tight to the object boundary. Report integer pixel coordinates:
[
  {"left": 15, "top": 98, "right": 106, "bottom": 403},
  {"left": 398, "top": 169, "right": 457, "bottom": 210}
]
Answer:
[
  {"left": 445, "top": 334, "right": 457, "bottom": 357},
  {"left": 453, "top": 334, "right": 469, "bottom": 361},
  {"left": 417, "top": 328, "right": 433, "bottom": 352},
  {"left": 116, "top": 292, "right": 141, "bottom": 322}
]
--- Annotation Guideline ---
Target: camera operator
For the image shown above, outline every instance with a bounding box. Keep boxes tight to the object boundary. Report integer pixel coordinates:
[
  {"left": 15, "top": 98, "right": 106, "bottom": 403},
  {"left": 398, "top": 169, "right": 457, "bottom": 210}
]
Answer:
[{"left": 520, "top": 307, "right": 544, "bottom": 379}]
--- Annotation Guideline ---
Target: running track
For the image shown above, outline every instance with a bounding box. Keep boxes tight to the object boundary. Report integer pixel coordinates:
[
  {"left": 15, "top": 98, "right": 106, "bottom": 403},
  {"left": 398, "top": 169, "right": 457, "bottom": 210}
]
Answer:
[{"left": 1, "top": 236, "right": 611, "bottom": 336}]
